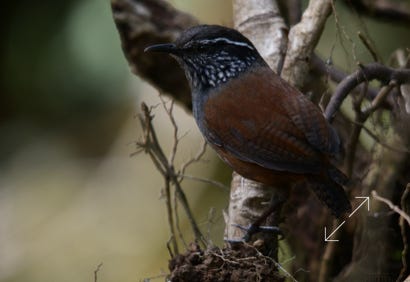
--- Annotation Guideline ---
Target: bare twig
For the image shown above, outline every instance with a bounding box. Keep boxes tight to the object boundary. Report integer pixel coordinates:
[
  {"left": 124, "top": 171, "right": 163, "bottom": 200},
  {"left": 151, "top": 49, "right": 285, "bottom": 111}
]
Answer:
[
  {"left": 135, "top": 102, "right": 206, "bottom": 252},
  {"left": 173, "top": 187, "right": 188, "bottom": 250},
  {"left": 398, "top": 185, "right": 410, "bottom": 281},
  {"left": 206, "top": 207, "right": 216, "bottom": 244},
  {"left": 94, "top": 263, "right": 103, "bottom": 282},
  {"left": 243, "top": 243, "right": 299, "bottom": 282},
  {"left": 372, "top": 190, "right": 410, "bottom": 226},
  {"left": 345, "top": 81, "right": 397, "bottom": 175},
  {"left": 165, "top": 177, "right": 179, "bottom": 255},
  {"left": 177, "top": 174, "right": 229, "bottom": 191},
  {"left": 138, "top": 102, "right": 179, "bottom": 254},
  {"left": 159, "top": 96, "right": 187, "bottom": 251},
  {"left": 161, "top": 97, "right": 178, "bottom": 165},
  {"left": 345, "top": 82, "right": 369, "bottom": 176},
  {"left": 325, "top": 63, "right": 410, "bottom": 122},
  {"left": 318, "top": 219, "right": 341, "bottom": 282},
  {"left": 331, "top": 0, "right": 359, "bottom": 67},
  {"left": 319, "top": 69, "right": 402, "bottom": 282},
  {"left": 357, "top": 31, "right": 380, "bottom": 63},
  {"left": 173, "top": 180, "right": 205, "bottom": 245},
  {"left": 351, "top": 121, "right": 410, "bottom": 154},
  {"left": 310, "top": 55, "right": 391, "bottom": 107},
  {"left": 179, "top": 141, "right": 207, "bottom": 177}
]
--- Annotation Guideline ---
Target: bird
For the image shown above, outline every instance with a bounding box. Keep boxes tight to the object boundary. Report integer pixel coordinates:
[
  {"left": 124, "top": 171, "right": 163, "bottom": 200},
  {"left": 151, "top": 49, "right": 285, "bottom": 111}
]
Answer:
[{"left": 144, "top": 24, "right": 351, "bottom": 223}]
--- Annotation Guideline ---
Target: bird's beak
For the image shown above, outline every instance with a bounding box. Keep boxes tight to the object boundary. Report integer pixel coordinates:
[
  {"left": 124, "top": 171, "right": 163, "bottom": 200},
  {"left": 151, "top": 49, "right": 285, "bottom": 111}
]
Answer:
[{"left": 144, "top": 43, "right": 178, "bottom": 54}]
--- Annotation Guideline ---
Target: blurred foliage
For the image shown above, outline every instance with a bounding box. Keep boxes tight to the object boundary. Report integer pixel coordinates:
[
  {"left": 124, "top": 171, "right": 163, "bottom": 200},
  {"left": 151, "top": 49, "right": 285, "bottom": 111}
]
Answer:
[
  {"left": 0, "top": 0, "right": 131, "bottom": 160},
  {"left": 0, "top": 1, "right": 231, "bottom": 281}
]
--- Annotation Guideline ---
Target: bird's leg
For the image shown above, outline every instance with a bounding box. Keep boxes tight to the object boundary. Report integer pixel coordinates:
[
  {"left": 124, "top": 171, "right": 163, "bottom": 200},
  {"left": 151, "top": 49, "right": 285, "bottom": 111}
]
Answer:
[{"left": 234, "top": 195, "right": 285, "bottom": 242}]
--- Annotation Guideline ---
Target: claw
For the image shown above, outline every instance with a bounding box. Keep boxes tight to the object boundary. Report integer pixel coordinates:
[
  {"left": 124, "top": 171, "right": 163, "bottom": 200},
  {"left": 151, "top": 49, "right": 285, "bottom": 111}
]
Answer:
[
  {"left": 224, "top": 237, "right": 245, "bottom": 245},
  {"left": 232, "top": 224, "right": 283, "bottom": 242}
]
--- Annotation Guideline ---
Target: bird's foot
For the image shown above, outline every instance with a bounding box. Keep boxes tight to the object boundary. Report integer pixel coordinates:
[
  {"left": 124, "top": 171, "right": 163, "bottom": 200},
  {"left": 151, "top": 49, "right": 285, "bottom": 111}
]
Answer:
[{"left": 232, "top": 224, "right": 283, "bottom": 242}]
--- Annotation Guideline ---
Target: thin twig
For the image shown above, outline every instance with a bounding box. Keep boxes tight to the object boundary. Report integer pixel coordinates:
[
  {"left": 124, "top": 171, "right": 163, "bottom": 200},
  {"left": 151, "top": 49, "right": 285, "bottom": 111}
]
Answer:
[
  {"left": 173, "top": 178, "right": 205, "bottom": 245},
  {"left": 136, "top": 101, "right": 206, "bottom": 251},
  {"left": 179, "top": 141, "right": 208, "bottom": 177},
  {"left": 351, "top": 121, "right": 410, "bottom": 154},
  {"left": 331, "top": 0, "right": 359, "bottom": 66},
  {"left": 310, "top": 55, "right": 389, "bottom": 106},
  {"left": 398, "top": 185, "right": 410, "bottom": 281},
  {"left": 94, "top": 263, "right": 103, "bottom": 282},
  {"left": 160, "top": 96, "right": 186, "bottom": 251},
  {"left": 206, "top": 207, "right": 216, "bottom": 244},
  {"left": 318, "top": 219, "right": 341, "bottom": 282},
  {"left": 364, "top": 81, "right": 397, "bottom": 115},
  {"left": 357, "top": 31, "right": 380, "bottom": 63},
  {"left": 177, "top": 174, "right": 229, "bottom": 191},
  {"left": 244, "top": 243, "right": 299, "bottom": 282},
  {"left": 345, "top": 81, "right": 397, "bottom": 175},
  {"left": 160, "top": 96, "right": 179, "bottom": 165},
  {"left": 345, "top": 82, "right": 369, "bottom": 176},
  {"left": 164, "top": 177, "right": 178, "bottom": 255},
  {"left": 372, "top": 190, "right": 410, "bottom": 226},
  {"left": 173, "top": 188, "right": 188, "bottom": 250}
]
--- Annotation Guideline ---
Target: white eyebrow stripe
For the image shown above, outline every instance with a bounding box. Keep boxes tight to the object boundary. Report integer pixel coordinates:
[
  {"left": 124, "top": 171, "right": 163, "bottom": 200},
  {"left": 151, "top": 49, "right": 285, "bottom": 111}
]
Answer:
[{"left": 199, "top": 37, "right": 254, "bottom": 50}]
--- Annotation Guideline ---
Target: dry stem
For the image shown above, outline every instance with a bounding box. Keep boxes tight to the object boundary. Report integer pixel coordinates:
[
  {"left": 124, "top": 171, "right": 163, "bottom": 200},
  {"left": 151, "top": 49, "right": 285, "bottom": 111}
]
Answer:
[{"left": 135, "top": 101, "right": 206, "bottom": 254}]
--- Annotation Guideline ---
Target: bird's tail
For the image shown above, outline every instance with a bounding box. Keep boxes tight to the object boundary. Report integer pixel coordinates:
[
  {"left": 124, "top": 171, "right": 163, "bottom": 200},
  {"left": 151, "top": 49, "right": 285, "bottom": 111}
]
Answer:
[{"left": 310, "top": 166, "right": 351, "bottom": 218}]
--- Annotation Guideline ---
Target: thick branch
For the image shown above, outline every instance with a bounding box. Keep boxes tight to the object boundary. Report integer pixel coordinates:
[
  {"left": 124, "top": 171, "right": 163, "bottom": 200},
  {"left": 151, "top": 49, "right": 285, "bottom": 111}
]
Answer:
[
  {"left": 233, "top": 0, "right": 288, "bottom": 73},
  {"left": 310, "top": 54, "right": 394, "bottom": 108},
  {"left": 111, "top": 0, "right": 198, "bottom": 110},
  {"left": 282, "top": 0, "right": 332, "bottom": 88},
  {"left": 343, "top": 0, "right": 410, "bottom": 25},
  {"left": 225, "top": 1, "right": 287, "bottom": 252}
]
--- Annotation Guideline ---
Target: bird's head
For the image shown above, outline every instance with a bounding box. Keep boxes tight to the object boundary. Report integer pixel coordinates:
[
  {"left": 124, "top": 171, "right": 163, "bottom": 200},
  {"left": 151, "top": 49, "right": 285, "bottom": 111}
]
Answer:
[{"left": 145, "top": 25, "right": 265, "bottom": 92}]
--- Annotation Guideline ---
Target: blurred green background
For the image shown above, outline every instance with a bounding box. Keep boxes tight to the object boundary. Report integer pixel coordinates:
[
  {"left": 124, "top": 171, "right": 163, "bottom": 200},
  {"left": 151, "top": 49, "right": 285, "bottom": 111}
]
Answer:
[
  {"left": 0, "top": 0, "right": 409, "bottom": 281},
  {"left": 0, "top": 1, "right": 232, "bottom": 281}
]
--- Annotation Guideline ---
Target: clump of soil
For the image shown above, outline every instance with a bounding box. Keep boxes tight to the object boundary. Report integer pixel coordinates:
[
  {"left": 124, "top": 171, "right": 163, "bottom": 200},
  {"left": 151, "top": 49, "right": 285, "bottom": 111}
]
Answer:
[{"left": 168, "top": 242, "right": 285, "bottom": 282}]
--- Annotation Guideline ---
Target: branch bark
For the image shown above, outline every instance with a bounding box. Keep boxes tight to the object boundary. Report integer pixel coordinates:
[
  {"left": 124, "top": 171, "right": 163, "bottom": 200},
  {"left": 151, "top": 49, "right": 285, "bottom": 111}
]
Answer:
[
  {"left": 342, "top": 0, "right": 410, "bottom": 25},
  {"left": 325, "top": 63, "right": 410, "bottom": 122},
  {"left": 111, "top": 0, "right": 197, "bottom": 109},
  {"left": 223, "top": 0, "right": 287, "bottom": 253},
  {"left": 282, "top": 0, "right": 332, "bottom": 88}
]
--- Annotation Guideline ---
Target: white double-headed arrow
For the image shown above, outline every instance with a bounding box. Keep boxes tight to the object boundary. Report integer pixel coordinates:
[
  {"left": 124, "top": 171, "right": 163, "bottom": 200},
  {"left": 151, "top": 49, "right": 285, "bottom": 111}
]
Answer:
[{"left": 324, "top": 196, "right": 370, "bottom": 242}]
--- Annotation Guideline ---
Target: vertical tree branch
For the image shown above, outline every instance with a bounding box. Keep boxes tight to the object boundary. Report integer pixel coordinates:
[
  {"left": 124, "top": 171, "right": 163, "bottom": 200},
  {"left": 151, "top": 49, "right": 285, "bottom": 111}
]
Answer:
[
  {"left": 233, "top": 0, "right": 288, "bottom": 72},
  {"left": 225, "top": 1, "right": 287, "bottom": 255},
  {"left": 282, "top": 0, "right": 332, "bottom": 88}
]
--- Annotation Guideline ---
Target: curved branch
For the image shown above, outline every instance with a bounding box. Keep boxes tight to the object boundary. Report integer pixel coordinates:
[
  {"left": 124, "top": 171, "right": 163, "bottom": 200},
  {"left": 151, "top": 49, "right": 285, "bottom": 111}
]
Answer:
[
  {"left": 111, "top": 0, "right": 198, "bottom": 110},
  {"left": 310, "top": 55, "right": 394, "bottom": 109},
  {"left": 325, "top": 63, "right": 410, "bottom": 122},
  {"left": 343, "top": 0, "right": 410, "bottom": 25}
]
